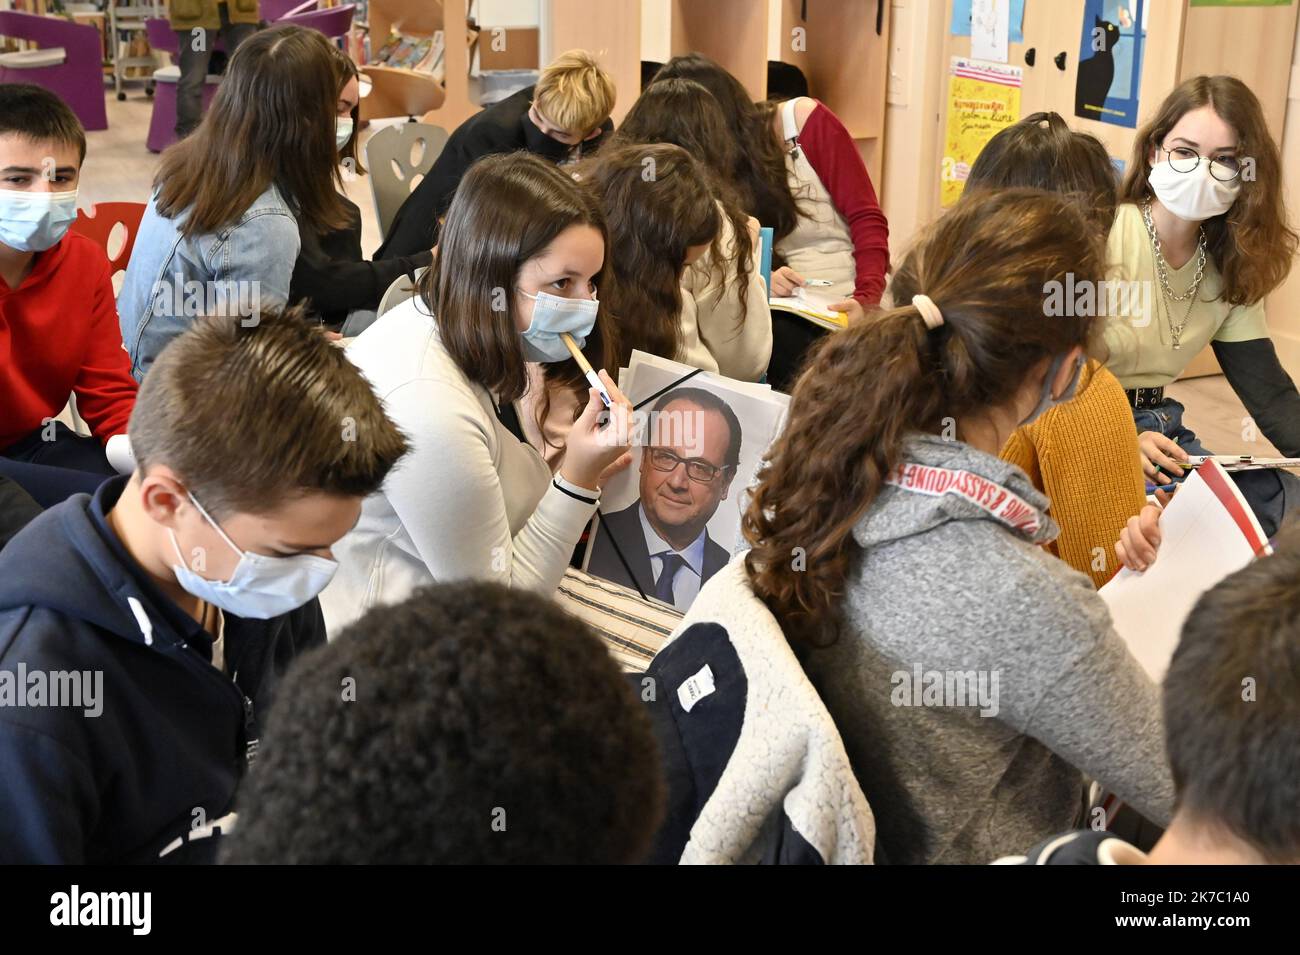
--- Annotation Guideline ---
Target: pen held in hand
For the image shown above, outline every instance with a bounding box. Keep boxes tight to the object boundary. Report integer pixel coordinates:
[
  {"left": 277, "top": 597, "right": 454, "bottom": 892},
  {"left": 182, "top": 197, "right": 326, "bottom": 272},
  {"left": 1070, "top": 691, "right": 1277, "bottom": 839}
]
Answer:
[{"left": 560, "top": 332, "right": 612, "bottom": 409}]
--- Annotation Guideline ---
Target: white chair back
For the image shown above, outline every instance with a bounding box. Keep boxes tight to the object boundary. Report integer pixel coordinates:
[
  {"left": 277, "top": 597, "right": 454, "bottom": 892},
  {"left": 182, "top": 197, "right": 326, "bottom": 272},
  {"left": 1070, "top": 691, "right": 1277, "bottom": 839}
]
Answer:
[{"left": 364, "top": 122, "right": 448, "bottom": 239}]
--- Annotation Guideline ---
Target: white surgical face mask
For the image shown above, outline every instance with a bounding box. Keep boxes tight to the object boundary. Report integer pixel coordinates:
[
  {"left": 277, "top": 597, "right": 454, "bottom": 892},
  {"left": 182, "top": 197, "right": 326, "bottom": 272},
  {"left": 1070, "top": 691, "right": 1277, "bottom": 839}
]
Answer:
[
  {"left": 516, "top": 288, "right": 599, "bottom": 363},
  {"left": 1149, "top": 158, "right": 1241, "bottom": 222},
  {"left": 335, "top": 116, "right": 354, "bottom": 152},
  {"left": 168, "top": 491, "right": 338, "bottom": 620},
  {"left": 0, "top": 188, "right": 79, "bottom": 252}
]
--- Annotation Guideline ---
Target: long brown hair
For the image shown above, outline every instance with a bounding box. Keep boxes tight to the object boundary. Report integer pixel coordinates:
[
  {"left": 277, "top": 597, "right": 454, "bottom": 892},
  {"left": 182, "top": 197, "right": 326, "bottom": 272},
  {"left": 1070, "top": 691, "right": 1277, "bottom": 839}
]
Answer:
[
  {"left": 328, "top": 40, "right": 364, "bottom": 175},
  {"left": 417, "top": 152, "right": 610, "bottom": 405},
  {"left": 1121, "top": 75, "right": 1297, "bottom": 306},
  {"left": 742, "top": 189, "right": 1106, "bottom": 647},
  {"left": 574, "top": 143, "right": 721, "bottom": 369},
  {"left": 968, "top": 111, "right": 1118, "bottom": 233},
  {"left": 154, "top": 25, "right": 352, "bottom": 238},
  {"left": 611, "top": 78, "right": 755, "bottom": 311},
  {"left": 651, "top": 54, "right": 801, "bottom": 242}
]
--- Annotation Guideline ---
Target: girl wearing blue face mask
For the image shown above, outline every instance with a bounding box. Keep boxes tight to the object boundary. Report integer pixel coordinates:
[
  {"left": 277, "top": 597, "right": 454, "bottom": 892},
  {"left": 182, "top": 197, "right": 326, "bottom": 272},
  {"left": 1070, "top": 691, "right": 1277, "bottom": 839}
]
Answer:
[
  {"left": 285, "top": 43, "right": 434, "bottom": 335},
  {"left": 1108, "top": 76, "right": 1300, "bottom": 539},
  {"left": 320, "top": 152, "right": 634, "bottom": 635},
  {"left": 740, "top": 189, "right": 1175, "bottom": 864},
  {"left": 520, "top": 142, "right": 728, "bottom": 467}
]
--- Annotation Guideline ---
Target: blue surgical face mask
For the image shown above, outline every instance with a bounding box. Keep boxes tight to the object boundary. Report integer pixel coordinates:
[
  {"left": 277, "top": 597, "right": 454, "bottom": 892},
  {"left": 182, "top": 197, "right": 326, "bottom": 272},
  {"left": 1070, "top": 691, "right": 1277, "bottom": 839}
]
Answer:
[
  {"left": 516, "top": 288, "right": 599, "bottom": 363},
  {"left": 168, "top": 491, "right": 338, "bottom": 620},
  {"left": 336, "top": 116, "right": 354, "bottom": 152},
  {"left": 1021, "top": 352, "right": 1084, "bottom": 427},
  {"left": 0, "top": 188, "right": 79, "bottom": 253}
]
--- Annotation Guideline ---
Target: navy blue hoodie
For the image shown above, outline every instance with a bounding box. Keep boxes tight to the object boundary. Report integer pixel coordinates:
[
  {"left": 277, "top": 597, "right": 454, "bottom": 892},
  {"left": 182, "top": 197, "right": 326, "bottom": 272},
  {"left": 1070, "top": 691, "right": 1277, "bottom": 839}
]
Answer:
[{"left": 0, "top": 477, "right": 326, "bottom": 863}]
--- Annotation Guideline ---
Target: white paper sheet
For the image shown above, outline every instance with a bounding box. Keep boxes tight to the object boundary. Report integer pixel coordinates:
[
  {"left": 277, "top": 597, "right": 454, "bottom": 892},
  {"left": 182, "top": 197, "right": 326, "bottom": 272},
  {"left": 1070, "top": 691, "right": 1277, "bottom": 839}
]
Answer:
[
  {"left": 1099, "top": 461, "right": 1269, "bottom": 682},
  {"left": 970, "top": 0, "right": 1010, "bottom": 64}
]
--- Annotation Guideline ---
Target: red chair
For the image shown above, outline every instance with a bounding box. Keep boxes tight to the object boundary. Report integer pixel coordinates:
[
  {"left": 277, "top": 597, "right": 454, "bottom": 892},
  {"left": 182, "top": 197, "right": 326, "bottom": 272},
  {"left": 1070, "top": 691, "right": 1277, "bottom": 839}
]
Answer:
[
  {"left": 59, "top": 200, "right": 146, "bottom": 434},
  {"left": 69, "top": 202, "right": 147, "bottom": 290}
]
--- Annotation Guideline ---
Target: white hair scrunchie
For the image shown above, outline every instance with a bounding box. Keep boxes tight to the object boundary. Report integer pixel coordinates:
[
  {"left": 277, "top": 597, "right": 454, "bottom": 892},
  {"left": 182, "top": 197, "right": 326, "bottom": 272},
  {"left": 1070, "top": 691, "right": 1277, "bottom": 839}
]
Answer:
[{"left": 912, "top": 294, "right": 945, "bottom": 330}]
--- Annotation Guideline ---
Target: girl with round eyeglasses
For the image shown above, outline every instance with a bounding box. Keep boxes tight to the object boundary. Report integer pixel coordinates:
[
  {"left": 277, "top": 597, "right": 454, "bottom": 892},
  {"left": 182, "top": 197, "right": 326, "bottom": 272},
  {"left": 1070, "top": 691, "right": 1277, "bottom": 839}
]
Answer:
[{"left": 1105, "top": 75, "right": 1300, "bottom": 537}]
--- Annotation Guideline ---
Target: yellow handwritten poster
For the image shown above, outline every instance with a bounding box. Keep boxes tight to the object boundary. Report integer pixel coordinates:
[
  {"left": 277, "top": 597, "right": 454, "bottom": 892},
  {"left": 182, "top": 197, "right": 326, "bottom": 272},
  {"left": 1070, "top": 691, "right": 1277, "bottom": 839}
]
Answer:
[{"left": 941, "top": 57, "right": 1023, "bottom": 207}]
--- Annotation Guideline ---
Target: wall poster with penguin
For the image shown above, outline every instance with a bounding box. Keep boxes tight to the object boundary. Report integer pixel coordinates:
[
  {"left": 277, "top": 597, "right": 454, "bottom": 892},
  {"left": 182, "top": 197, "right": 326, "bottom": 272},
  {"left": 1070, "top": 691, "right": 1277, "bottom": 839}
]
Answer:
[{"left": 1074, "top": 0, "right": 1147, "bottom": 128}]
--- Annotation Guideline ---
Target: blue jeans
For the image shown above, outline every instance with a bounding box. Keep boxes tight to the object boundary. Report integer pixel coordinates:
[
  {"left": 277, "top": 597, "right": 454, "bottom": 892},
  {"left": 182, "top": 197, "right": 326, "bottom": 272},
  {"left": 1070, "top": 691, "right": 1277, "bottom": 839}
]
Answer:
[
  {"left": 0, "top": 422, "right": 112, "bottom": 508},
  {"left": 1133, "top": 398, "right": 1297, "bottom": 538}
]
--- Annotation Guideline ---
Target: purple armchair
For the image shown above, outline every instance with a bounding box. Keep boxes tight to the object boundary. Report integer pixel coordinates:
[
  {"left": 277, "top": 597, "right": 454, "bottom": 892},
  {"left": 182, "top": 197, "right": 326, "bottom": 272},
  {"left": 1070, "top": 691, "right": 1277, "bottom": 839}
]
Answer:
[
  {"left": 262, "top": 0, "right": 311, "bottom": 20},
  {"left": 280, "top": 1, "right": 357, "bottom": 40},
  {"left": 0, "top": 11, "right": 108, "bottom": 131},
  {"left": 143, "top": 17, "right": 222, "bottom": 152}
]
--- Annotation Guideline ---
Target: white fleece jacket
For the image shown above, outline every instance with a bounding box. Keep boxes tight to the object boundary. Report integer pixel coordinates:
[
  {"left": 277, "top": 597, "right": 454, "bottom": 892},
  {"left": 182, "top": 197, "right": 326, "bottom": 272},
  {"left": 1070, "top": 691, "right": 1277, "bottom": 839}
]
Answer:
[{"left": 663, "top": 557, "right": 875, "bottom": 864}]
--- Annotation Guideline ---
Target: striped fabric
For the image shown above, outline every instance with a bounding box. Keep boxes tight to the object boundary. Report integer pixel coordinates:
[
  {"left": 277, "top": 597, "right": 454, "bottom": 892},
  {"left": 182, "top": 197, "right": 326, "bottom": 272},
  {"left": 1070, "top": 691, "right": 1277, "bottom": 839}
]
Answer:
[{"left": 555, "top": 569, "right": 681, "bottom": 672}]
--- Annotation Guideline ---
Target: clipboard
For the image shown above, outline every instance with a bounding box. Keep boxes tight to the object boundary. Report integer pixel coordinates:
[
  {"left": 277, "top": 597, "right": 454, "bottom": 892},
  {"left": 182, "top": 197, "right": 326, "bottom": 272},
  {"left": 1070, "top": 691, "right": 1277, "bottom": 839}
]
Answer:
[{"left": 1185, "top": 455, "right": 1300, "bottom": 472}]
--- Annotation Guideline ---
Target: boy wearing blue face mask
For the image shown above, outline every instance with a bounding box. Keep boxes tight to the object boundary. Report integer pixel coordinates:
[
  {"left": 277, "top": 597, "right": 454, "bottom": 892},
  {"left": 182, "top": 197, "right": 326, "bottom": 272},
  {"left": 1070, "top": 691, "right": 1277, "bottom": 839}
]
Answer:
[
  {"left": 0, "top": 86, "right": 139, "bottom": 496},
  {"left": 0, "top": 307, "right": 408, "bottom": 863}
]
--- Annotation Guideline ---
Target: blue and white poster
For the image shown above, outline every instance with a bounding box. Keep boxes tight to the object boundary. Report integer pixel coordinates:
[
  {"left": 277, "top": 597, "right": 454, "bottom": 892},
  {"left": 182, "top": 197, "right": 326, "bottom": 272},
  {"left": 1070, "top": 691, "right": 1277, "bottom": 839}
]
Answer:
[{"left": 1074, "top": 0, "right": 1147, "bottom": 128}]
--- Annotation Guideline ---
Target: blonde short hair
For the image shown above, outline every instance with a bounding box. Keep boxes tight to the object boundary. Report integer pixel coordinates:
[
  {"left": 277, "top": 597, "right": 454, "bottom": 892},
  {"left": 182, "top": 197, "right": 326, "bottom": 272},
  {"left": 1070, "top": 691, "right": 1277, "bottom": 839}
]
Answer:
[{"left": 534, "top": 49, "right": 615, "bottom": 136}]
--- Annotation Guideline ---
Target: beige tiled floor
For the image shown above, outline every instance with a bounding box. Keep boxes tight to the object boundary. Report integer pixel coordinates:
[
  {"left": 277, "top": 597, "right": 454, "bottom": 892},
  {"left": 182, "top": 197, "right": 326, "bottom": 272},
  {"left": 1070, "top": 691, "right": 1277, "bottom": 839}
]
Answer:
[
  {"left": 1166, "top": 375, "right": 1281, "bottom": 457},
  {"left": 82, "top": 94, "right": 1269, "bottom": 446}
]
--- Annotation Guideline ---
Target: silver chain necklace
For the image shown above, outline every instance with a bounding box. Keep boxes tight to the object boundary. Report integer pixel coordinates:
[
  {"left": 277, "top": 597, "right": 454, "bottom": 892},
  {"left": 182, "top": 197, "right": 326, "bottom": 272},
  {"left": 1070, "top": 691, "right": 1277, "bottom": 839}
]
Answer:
[{"left": 1141, "top": 199, "right": 1206, "bottom": 350}]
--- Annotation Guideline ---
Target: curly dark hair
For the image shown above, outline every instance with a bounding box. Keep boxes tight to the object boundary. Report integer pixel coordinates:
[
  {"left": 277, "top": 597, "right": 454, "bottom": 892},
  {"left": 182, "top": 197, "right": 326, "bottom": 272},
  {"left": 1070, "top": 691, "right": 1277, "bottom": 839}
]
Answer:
[
  {"left": 651, "top": 54, "right": 801, "bottom": 243},
  {"left": 743, "top": 188, "right": 1105, "bottom": 646},
  {"left": 221, "top": 582, "right": 665, "bottom": 864}
]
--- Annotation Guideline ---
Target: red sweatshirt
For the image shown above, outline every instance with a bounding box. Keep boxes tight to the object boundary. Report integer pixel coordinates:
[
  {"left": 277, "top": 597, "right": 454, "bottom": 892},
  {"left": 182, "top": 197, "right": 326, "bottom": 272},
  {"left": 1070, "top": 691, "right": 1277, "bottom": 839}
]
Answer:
[
  {"left": 797, "top": 103, "right": 891, "bottom": 305},
  {"left": 0, "top": 232, "right": 137, "bottom": 450}
]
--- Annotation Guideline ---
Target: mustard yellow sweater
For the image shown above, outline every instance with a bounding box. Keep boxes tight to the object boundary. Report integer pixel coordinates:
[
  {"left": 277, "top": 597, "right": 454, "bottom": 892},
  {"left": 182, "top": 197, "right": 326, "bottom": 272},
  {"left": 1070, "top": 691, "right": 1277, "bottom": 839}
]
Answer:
[{"left": 1001, "top": 361, "right": 1147, "bottom": 589}]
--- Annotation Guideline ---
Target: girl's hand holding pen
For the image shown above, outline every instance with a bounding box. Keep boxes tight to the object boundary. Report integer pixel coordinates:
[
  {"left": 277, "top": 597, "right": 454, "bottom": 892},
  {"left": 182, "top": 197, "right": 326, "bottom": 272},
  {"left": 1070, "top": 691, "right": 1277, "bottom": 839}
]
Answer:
[
  {"left": 770, "top": 266, "right": 804, "bottom": 297},
  {"left": 1138, "top": 430, "right": 1189, "bottom": 485},
  {"left": 560, "top": 369, "right": 634, "bottom": 493}
]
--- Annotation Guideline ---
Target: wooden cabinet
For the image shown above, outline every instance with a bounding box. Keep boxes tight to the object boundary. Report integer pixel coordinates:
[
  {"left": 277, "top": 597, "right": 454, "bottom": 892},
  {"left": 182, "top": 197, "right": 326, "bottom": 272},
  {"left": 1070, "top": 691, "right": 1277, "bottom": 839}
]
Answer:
[
  {"left": 549, "top": 0, "right": 642, "bottom": 125},
  {"left": 548, "top": 0, "right": 893, "bottom": 183},
  {"left": 772, "top": 0, "right": 892, "bottom": 182}
]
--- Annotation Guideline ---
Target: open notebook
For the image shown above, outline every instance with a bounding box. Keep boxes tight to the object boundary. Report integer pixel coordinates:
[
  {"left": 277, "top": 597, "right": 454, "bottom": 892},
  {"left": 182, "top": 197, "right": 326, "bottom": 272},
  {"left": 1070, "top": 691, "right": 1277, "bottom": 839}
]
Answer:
[
  {"left": 758, "top": 226, "right": 848, "bottom": 331},
  {"left": 769, "top": 287, "right": 849, "bottom": 331},
  {"left": 1099, "top": 460, "right": 1271, "bottom": 682}
]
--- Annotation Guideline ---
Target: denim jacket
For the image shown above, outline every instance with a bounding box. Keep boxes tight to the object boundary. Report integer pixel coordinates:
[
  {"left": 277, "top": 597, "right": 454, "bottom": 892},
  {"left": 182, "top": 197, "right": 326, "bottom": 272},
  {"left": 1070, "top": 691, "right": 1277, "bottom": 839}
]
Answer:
[{"left": 117, "top": 184, "right": 300, "bottom": 381}]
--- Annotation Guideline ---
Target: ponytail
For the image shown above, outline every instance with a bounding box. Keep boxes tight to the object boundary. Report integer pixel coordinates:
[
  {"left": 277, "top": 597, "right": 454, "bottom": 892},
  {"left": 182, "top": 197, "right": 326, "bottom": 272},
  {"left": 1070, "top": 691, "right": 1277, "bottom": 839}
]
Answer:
[
  {"left": 743, "top": 187, "right": 1106, "bottom": 646},
  {"left": 742, "top": 305, "right": 948, "bottom": 645}
]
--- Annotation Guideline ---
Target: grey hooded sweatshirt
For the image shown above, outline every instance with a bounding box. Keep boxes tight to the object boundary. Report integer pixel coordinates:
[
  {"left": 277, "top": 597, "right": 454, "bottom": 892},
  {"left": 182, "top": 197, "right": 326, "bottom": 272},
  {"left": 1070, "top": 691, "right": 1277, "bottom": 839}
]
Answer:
[{"left": 800, "top": 433, "right": 1175, "bottom": 865}]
